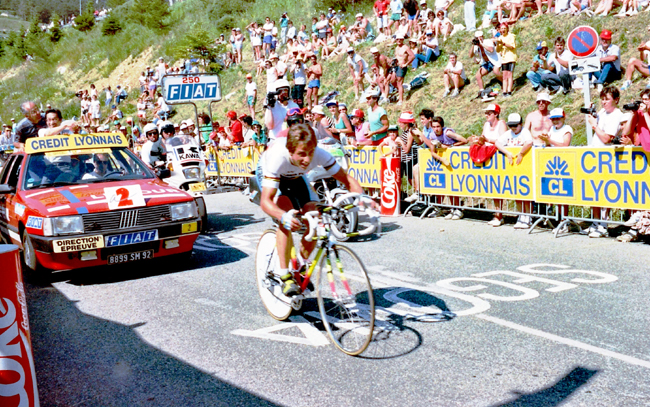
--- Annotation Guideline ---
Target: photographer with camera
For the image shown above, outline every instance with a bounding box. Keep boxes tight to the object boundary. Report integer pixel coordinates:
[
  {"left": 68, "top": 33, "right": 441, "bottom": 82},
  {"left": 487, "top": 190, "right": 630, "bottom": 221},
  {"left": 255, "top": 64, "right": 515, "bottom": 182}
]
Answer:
[
  {"left": 469, "top": 31, "right": 502, "bottom": 101},
  {"left": 265, "top": 79, "right": 299, "bottom": 142},
  {"left": 621, "top": 89, "right": 650, "bottom": 150},
  {"left": 582, "top": 86, "right": 624, "bottom": 238}
]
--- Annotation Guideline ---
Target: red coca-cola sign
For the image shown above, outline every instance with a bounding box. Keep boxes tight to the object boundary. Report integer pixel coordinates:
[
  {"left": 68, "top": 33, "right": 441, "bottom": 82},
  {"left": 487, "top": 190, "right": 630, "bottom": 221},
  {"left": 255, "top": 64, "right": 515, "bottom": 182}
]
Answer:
[
  {"left": 0, "top": 245, "right": 40, "bottom": 407},
  {"left": 380, "top": 157, "right": 401, "bottom": 216}
]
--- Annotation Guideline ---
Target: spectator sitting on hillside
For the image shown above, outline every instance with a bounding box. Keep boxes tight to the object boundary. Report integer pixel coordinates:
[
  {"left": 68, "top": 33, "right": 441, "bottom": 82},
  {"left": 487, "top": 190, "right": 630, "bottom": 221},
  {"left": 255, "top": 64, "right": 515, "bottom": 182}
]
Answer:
[
  {"left": 539, "top": 37, "right": 573, "bottom": 95},
  {"left": 526, "top": 41, "right": 551, "bottom": 91},
  {"left": 593, "top": 0, "right": 620, "bottom": 15},
  {"left": 297, "top": 24, "right": 309, "bottom": 46},
  {"left": 395, "top": 17, "right": 411, "bottom": 39},
  {"left": 115, "top": 85, "right": 128, "bottom": 105},
  {"left": 432, "top": 9, "right": 455, "bottom": 42},
  {"left": 349, "top": 13, "right": 370, "bottom": 44},
  {"left": 620, "top": 38, "right": 650, "bottom": 91},
  {"left": 569, "top": 0, "right": 593, "bottom": 15},
  {"left": 443, "top": 53, "right": 468, "bottom": 97},
  {"left": 415, "top": 30, "right": 441, "bottom": 67},
  {"left": 105, "top": 105, "right": 123, "bottom": 124},
  {"left": 524, "top": 92, "right": 553, "bottom": 146},
  {"left": 470, "top": 30, "right": 502, "bottom": 99},
  {"left": 591, "top": 30, "right": 621, "bottom": 91}
]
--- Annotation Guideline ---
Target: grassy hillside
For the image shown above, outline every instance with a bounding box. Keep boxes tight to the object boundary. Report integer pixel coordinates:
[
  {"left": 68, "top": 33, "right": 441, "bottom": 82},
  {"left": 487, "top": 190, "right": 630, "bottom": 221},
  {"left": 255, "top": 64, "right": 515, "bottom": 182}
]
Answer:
[
  {"left": 0, "top": 15, "right": 27, "bottom": 33},
  {"left": 0, "top": 0, "right": 648, "bottom": 144}
]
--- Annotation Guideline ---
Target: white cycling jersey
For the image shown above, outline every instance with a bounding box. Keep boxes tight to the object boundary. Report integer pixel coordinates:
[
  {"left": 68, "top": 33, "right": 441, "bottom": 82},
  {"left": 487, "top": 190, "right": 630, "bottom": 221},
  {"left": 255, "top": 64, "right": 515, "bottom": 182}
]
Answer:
[{"left": 261, "top": 138, "right": 340, "bottom": 189}]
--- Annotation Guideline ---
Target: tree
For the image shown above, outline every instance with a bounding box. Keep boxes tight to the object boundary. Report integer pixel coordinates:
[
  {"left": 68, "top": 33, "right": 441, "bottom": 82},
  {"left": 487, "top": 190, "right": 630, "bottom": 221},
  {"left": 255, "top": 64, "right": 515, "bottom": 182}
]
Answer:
[
  {"left": 74, "top": 1, "right": 96, "bottom": 32},
  {"left": 107, "top": 0, "right": 128, "bottom": 7},
  {"left": 50, "top": 13, "right": 63, "bottom": 43},
  {"left": 172, "top": 26, "right": 224, "bottom": 73},
  {"left": 27, "top": 16, "right": 44, "bottom": 41},
  {"left": 101, "top": 14, "right": 123, "bottom": 36},
  {"left": 131, "top": 0, "right": 171, "bottom": 32}
]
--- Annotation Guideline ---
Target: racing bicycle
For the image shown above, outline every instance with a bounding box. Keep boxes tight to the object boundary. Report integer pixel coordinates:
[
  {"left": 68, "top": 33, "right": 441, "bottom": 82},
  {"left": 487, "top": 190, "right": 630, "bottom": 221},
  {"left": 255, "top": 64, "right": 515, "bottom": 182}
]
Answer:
[{"left": 255, "top": 193, "right": 380, "bottom": 355}]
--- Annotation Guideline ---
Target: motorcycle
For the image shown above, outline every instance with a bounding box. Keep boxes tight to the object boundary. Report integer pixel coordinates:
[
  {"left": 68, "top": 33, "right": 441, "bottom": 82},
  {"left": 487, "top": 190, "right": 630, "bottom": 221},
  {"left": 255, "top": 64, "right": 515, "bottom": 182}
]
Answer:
[{"left": 163, "top": 135, "right": 209, "bottom": 231}]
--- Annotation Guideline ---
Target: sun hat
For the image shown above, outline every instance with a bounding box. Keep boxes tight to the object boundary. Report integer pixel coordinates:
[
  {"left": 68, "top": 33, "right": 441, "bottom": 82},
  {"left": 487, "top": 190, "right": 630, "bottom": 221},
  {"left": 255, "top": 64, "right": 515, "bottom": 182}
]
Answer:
[
  {"left": 338, "top": 102, "right": 347, "bottom": 109},
  {"left": 356, "top": 13, "right": 363, "bottom": 18},
  {"left": 246, "top": 73, "right": 252, "bottom": 78},
  {"left": 536, "top": 93, "right": 551, "bottom": 103},
  {"left": 180, "top": 121, "right": 188, "bottom": 130},
  {"left": 185, "top": 118, "right": 195, "bottom": 127},
  {"left": 395, "top": 33, "right": 405, "bottom": 40},
  {"left": 506, "top": 113, "right": 523, "bottom": 126},
  {"left": 312, "top": 105, "right": 326, "bottom": 115},
  {"left": 347, "top": 46, "right": 354, "bottom": 53},
  {"left": 370, "top": 47, "right": 379, "bottom": 54},
  {"left": 398, "top": 111, "right": 416, "bottom": 123},
  {"left": 549, "top": 108, "right": 564, "bottom": 119},
  {"left": 483, "top": 103, "right": 501, "bottom": 114}
]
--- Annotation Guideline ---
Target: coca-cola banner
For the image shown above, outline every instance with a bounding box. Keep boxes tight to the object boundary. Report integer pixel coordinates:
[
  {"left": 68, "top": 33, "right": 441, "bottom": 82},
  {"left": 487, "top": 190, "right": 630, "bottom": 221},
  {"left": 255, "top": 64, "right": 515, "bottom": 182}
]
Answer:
[
  {"left": 380, "top": 157, "right": 401, "bottom": 217},
  {"left": 0, "top": 245, "right": 40, "bottom": 407}
]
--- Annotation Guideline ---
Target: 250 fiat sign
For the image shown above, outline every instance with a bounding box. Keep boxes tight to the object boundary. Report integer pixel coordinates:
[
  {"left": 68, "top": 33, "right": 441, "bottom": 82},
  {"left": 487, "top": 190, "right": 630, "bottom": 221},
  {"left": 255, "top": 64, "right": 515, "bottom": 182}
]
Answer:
[{"left": 162, "top": 74, "right": 222, "bottom": 104}]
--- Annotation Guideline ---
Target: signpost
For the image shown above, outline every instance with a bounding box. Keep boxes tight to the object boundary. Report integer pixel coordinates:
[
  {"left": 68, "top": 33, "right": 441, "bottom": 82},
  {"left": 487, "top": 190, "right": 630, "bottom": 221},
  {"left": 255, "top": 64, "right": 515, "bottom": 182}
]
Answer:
[{"left": 567, "top": 26, "right": 600, "bottom": 145}]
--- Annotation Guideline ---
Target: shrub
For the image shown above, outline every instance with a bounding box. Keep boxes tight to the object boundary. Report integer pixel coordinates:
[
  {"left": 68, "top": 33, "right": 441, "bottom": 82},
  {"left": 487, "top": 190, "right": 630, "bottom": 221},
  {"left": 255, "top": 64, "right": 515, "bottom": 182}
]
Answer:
[{"left": 102, "top": 14, "right": 123, "bottom": 36}]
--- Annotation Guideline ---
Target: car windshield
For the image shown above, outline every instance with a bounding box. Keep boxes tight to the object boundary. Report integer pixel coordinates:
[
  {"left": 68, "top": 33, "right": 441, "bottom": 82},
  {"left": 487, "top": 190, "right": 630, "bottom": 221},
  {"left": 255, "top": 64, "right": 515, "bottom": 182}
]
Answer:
[{"left": 23, "top": 147, "right": 155, "bottom": 190}]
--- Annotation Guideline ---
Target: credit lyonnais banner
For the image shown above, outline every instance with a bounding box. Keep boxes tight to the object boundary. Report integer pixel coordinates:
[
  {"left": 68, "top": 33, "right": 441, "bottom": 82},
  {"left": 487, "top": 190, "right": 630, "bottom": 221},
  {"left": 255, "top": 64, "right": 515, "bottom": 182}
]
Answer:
[
  {"left": 206, "top": 146, "right": 261, "bottom": 177},
  {"left": 418, "top": 147, "right": 534, "bottom": 200},
  {"left": 344, "top": 146, "right": 382, "bottom": 188},
  {"left": 535, "top": 147, "right": 650, "bottom": 210}
]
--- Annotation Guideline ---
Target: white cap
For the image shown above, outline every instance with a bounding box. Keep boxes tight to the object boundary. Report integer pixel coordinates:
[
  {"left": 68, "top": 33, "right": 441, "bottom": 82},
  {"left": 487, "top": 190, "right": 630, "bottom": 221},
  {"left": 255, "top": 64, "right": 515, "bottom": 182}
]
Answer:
[
  {"left": 475, "top": 31, "right": 483, "bottom": 38},
  {"left": 536, "top": 93, "right": 551, "bottom": 103},
  {"left": 185, "top": 118, "right": 195, "bottom": 127},
  {"left": 549, "top": 108, "right": 564, "bottom": 119},
  {"left": 347, "top": 46, "right": 354, "bottom": 53},
  {"left": 312, "top": 105, "right": 326, "bottom": 115},
  {"left": 370, "top": 47, "right": 379, "bottom": 54},
  {"left": 506, "top": 113, "right": 523, "bottom": 126},
  {"left": 395, "top": 33, "right": 405, "bottom": 40},
  {"left": 356, "top": 13, "right": 363, "bottom": 18}
]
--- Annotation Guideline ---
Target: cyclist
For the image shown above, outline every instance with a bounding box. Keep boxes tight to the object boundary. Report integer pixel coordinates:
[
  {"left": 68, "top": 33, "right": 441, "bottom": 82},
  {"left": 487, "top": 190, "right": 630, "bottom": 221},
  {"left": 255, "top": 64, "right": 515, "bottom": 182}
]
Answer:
[{"left": 259, "top": 123, "right": 372, "bottom": 296}]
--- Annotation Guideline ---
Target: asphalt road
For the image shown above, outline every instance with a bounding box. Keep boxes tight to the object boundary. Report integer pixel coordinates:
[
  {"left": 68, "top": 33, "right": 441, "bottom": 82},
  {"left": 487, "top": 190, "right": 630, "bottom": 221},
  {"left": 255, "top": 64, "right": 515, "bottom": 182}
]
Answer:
[{"left": 26, "top": 192, "right": 650, "bottom": 407}]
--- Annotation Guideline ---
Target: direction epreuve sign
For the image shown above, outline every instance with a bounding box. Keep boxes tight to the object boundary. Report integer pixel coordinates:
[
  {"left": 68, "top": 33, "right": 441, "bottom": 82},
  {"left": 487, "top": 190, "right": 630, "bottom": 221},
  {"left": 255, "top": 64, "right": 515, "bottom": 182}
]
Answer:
[
  {"left": 162, "top": 73, "right": 222, "bottom": 104},
  {"left": 567, "top": 26, "right": 599, "bottom": 58}
]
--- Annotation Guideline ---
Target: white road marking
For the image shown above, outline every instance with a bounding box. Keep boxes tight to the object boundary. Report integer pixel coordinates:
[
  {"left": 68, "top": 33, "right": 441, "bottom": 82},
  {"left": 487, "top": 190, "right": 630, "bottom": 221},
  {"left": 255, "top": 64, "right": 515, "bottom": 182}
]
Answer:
[
  {"left": 476, "top": 314, "right": 650, "bottom": 370},
  {"left": 231, "top": 315, "right": 330, "bottom": 347}
]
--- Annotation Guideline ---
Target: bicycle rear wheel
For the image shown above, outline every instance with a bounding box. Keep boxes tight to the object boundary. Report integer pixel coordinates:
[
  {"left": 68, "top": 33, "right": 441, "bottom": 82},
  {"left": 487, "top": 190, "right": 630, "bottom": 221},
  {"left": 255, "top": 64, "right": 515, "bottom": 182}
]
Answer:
[
  {"left": 316, "top": 245, "right": 375, "bottom": 355},
  {"left": 255, "top": 229, "right": 294, "bottom": 321}
]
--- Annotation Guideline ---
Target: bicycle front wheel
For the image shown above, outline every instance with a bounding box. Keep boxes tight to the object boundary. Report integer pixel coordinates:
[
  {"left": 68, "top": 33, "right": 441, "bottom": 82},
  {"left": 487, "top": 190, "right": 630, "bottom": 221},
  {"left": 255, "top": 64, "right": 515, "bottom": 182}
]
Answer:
[
  {"left": 255, "top": 229, "right": 294, "bottom": 321},
  {"left": 316, "top": 245, "right": 375, "bottom": 356}
]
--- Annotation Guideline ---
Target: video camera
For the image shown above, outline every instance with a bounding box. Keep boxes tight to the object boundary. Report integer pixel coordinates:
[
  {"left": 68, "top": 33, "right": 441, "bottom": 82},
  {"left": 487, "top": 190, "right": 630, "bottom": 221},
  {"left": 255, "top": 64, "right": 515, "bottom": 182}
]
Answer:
[
  {"left": 266, "top": 91, "right": 278, "bottom": 108},
  {"left": 623, "top": 101, "right": 642, "bottom": 112},
  {"left": 472, "top": 37, "right": 480, "bottom": 46},
  {"left": 580, "top": 106, "right": 597, "bottom": 117}
]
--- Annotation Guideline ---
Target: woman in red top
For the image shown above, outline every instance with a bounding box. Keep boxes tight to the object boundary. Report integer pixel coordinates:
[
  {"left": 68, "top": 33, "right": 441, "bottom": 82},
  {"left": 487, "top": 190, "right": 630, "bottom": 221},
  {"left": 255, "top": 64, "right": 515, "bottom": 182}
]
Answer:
[{"left": 226, "top": 110, "right": 244, "bottom": 144}]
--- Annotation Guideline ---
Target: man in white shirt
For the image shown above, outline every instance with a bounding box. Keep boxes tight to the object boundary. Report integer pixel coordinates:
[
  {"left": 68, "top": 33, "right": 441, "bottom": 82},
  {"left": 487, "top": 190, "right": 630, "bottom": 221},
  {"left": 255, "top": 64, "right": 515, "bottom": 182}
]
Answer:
[
  {"left": 245, "top": 73, "right": 258, "bottom": 119},
  {"left": 591, "top": 30, "right": 621, "bottom": 88},
  {"left": 347, "top": 47, "right": 369, "bottom": 100},
  {"left": 540, "top": 36, "right": 573, "bottom": 95},
  {"left": 264, "top": 79, "right": 299, "bottom": 141},
  {"left": 443, "top": 53, "right": 467, "bottom": 98},
  {"left": 469, "top": 30, "right": 502, "bottom": 98}
]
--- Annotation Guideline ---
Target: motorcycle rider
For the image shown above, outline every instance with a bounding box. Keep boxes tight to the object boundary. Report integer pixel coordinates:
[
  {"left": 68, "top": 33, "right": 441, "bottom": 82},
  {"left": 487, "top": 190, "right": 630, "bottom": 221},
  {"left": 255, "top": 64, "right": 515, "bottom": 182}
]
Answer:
[{"left": 140, "top": 122, "right": 166, "bottom": 168}]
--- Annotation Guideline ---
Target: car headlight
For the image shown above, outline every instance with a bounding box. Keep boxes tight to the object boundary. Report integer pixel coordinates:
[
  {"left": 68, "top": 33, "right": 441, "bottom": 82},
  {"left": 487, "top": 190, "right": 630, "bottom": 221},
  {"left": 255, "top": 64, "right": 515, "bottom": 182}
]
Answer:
[
  {"left": 43, "top": 216, "right": 84, "bottom": 236},
  {"left": 183, "top": 168, "right": 200, "bottom": 179},
  {"left": 170, "top": 202, "right": 197, "bottom": 221}
]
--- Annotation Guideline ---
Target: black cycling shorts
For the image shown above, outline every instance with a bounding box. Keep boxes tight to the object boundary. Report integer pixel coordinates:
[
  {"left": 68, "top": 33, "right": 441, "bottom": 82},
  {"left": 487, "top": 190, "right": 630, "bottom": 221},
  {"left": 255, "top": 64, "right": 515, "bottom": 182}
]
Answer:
[{"left": 278, "top": 176, "right": 318, "bottom": 210}]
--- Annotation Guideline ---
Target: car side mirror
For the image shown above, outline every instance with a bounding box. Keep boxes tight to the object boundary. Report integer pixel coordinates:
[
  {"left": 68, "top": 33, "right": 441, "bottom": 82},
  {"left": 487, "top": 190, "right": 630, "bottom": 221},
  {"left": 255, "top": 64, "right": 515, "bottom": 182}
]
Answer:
[
  {"left": 0, "top": 184, "right": 15, "bottom": 194},
  {"left": 156, "top": 168, "right": 171, "bottom": 179}
]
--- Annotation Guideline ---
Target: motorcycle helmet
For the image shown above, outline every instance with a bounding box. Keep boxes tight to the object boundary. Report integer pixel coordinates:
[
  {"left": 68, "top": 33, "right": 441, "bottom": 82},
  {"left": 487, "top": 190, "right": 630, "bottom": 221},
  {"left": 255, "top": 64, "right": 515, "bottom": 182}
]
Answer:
[{"left": 143, "top": 123, "right": 158, "bottom": 134}]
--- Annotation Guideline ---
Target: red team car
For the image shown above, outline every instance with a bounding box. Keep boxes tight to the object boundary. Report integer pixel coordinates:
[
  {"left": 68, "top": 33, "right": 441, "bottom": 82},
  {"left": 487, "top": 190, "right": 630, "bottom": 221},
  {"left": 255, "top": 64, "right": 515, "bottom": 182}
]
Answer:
[{"left": 0, "top": 133, "right": 203, "bottom": 272}]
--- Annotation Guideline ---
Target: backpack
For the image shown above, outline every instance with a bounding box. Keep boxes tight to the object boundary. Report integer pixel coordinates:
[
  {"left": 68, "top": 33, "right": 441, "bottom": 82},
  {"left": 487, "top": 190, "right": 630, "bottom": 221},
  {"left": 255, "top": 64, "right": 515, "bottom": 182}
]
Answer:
[{"left": 408, "top": 202, "right": 429, "bottom": 217}]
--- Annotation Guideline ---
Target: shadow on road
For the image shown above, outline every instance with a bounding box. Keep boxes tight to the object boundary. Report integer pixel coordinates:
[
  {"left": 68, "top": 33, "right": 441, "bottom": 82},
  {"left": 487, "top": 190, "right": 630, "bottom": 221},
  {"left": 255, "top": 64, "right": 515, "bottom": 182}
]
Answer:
[
  {"left": 26, "top": 283, "right": 281, "bottom": 407},
  {"left": 205, "top": 212, "right": 264, "bottom": 234},
  {"left": 493, "top": 366, "right": 599, "bottom": 407}
]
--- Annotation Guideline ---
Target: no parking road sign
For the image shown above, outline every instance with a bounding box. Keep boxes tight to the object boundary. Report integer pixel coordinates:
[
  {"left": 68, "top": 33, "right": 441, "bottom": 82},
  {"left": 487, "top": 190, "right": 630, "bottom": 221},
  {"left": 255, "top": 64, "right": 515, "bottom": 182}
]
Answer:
[{"left": 567, "top": 26, "right": 599, "bottom": 58}]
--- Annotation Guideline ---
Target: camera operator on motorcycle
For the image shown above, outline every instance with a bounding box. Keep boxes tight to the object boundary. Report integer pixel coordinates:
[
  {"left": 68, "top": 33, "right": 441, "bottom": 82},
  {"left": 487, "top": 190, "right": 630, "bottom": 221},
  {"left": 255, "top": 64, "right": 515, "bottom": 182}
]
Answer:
[
  {"left": 159, "top": 121, "right": 176, "bottom": 145},
  {"left": 259, "top": 123, "right": 376, "bottom": 296},
  {"left": 264, "top": 79, "right": 299, "bottom": 142},
  {"left": 141, "top": 122, "right": 167, "bottom": 169}
]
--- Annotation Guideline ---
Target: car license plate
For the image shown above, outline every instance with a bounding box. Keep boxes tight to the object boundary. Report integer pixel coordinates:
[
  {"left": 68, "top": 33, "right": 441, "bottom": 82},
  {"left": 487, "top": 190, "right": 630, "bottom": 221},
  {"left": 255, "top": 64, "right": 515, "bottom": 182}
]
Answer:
[
  {"left": 107, "top": 249, "right": 154, "bottom": 265},
  {"left": 189, "top": 182, "right": 206, "bottom": 192}
]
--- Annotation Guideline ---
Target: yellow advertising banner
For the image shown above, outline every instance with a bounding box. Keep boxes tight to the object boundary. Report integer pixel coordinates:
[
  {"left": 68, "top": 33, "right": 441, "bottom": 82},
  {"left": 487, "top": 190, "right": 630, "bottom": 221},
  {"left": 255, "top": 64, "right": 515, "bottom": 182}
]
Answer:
[
  {"left": 206, "top": 146, "right": 261, "bottom": 177},
  {"left": 418, "top": 147, "right": 534, "bottom": 200},
  {"left": 344, "top": 146, "right": 382, "bottom": 188},
  {"left": 535, "top": 147, "right": 650, "bottom": 210}
]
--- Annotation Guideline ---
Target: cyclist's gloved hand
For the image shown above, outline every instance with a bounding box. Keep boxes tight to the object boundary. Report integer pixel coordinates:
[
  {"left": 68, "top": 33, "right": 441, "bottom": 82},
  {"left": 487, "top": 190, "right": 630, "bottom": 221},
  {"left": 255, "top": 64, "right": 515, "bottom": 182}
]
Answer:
[{"left": 280, "top": 209, "right": 301, "bottom": 231}]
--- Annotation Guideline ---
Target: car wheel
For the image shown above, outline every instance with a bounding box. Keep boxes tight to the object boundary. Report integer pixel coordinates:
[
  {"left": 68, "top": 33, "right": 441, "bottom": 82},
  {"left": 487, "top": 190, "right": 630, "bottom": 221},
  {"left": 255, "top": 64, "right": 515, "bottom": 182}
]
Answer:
[{"left": 22, "top": 229, "right": 39, "bottom": 272}]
